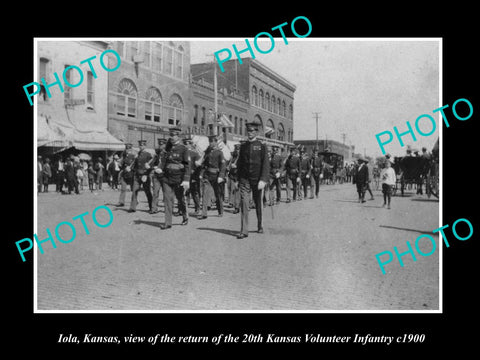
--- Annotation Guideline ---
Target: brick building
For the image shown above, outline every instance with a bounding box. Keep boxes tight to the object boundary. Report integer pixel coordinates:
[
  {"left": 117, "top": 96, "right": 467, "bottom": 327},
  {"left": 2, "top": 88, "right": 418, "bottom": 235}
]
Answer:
[
  {"left": 107, "top": 40, "right": 192, "bottom": 149},
  {"left": 191, "top": 57, "right": 295, "bottom": 148}
]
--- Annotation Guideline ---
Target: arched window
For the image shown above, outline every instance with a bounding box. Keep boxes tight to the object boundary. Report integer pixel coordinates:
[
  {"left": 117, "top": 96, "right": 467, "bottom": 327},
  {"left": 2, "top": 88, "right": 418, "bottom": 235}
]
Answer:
[
  {"left": 239, "top": 118, "right": 243, "bottom": 135},
  {"left": 168, "top": 94, "right": 184, "bottom": 125},
  {"left": 277, "top": 98, "right": 281, "bottom": 116},
  {"left": 201, "top": 106, "right": 206, "bottom": 126},
  {"left": 193, "top": 104, "right": 199, "bottom": 124},
  {"left": 234, "top": 117, "right": 238, "bottom": 134},
  {"left": 252, "top": 86, "right": 258, "bottom": 106},
  {"left": 254, "top": 114, "right": 263, "bottom": 131},
  {"left": 289, "top": 104, "right": 293, "bottom": 120},
  {"left": 265, "top": 92, "right": 270, "bottom": 111},
  {"left": 144, "top": 87, "right": 162, "bottom": 122},
  {"left": 271, "top": 95, "right": 276, "bottom": 114},
  {"left": 282, "top": 100, "right": 286, "bottom": 117},
  {"left": 116, "top": 78, "right": 137, "bottom": 118},
  {"left": 259, "top": 89, "right": 264, "bottom": 109},
  {"left": 278, "top": 123, "right": 285, "bottom": 141},
  {"left": 266, "top": 119, "right": 275, "bottom": 138}
]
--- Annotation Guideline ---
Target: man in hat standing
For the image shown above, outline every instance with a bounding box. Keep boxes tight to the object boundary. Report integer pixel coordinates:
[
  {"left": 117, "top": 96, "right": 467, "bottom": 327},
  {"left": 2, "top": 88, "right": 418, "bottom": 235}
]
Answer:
[
  {"left": 311, "top": 148, "right": 323, "bottom": 199},
  {"left": 128, "top": 140, "right": 153, "bottom": 212},
  {"left": 117, "top": 143, "right": 136, "bottom": 207},
  {"left": 299, "top": 146, "right": 312, "bottom": 200},
  {"left": 198, "top": 134, "right": 226, "bottom": 219},
  {"left": 227, "top": 143, "right": 241, "bottom": 213},
  {"left": 353, "top": 157, "right": 369, "bottom": 203},
  {"left": 284, "top": 146, "right": 301, "bottom": 203},
  {"left": 268, "top": 145, "right": 283, "bottom": 205},
  {"left": 236, "top": 119, "right": 269, "bottom": 238},
  {"left": 184, "top": 137, "right": 203, "bottom": 216},
  {"left": 160, "top": 126, "right": 191, "bottom": 229},
  {"left": 150, "top": 138, "right": 168, "bottom": 214}
]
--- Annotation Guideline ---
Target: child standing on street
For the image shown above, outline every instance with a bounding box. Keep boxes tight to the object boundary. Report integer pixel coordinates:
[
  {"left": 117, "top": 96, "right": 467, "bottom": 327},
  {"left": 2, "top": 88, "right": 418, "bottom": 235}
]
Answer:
[{"left": 380, "top": 159, "right": 396, "bottom": 209}]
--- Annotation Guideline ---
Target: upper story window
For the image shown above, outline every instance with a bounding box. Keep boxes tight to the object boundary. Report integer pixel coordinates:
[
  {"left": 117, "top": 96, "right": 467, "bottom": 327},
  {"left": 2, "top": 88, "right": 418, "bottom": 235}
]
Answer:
[
  {"left": 116, "top": 78, "right": 137, "bottom": 118},
  {"left": 144, "top": 87, "right": 162, "bottom": 122}
]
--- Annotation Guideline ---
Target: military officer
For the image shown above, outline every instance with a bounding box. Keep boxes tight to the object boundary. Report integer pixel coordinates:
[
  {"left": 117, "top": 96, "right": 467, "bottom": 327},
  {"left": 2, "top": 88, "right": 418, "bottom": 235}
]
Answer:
[
  {"left": 236, "top": 119, "right": 270, "bottom": 239},
  {"left": 299, "top": 146, "right": 312, "bottom": 200},
  {"left": 150, "top": 138, "right": 168, "bottom": 214},
  {"left": 311, "top": 147, "right": 323, "bottom": 199},
  {"left": 284, "top": 146, "right": 301, "bottom": 203},
  {"left": 116, "top": 143, "right": 136, "bottom": 207},
  {"left": 198, "top": 134, "right": 226, "bottom": 219},
  {"left": 160, "top": 126, "right": 191, "bottom": 229},
  {"left": 128, "top": 140, "right": 153, "bottom": 212},
  {"left": 184, "top": 137, "right": 203, "bottom": 216},
  {"left": 268, "top": 145, "right": 283, "bottom": 205}
]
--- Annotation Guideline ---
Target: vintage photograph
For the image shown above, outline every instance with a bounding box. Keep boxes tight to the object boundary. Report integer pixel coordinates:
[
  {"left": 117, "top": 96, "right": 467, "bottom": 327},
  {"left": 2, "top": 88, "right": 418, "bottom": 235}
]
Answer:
[{"left": 33, "top": 38, "right": 440, "bottom": 311}]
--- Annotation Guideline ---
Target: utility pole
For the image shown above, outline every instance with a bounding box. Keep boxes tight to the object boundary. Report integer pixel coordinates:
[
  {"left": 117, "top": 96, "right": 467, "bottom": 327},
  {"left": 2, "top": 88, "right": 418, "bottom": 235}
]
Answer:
[
  {"left": 312, "top": 112, "right": 320, "bottom": 148},
  {"left": 213, "top": 54, "right": 218, "bottom": 136},
  {"left": 341, "top": 133, "right": 346, "bottom": 162}
]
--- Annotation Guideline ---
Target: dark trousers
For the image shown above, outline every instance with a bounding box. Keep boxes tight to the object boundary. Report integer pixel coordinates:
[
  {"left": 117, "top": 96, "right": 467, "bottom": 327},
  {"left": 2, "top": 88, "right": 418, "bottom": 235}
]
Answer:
[
  {"left": 356, "top": 182, "right": 366, "bottom": 201},
  {"left": 118, "top": 172, "right": 132, "bottom": 204},
  {"left": 313, "top": 175, "right": 321, "bottom": 197},
  {"left": 189, "top": 178, "right": 201, "bottom": 212},
  {"left": 286, "top": 173, "right": 298, "bottom": 200},
  {"left": 162, "top": 181, "right": 187, "bottom": 226},
  {"left": 151, "top": 175, "right": 163, "bottom": 212},
  {"left": 67, "top": 177, "right": 79, "bottom": 194},
  {"left": 239, "top": 179, "right": 263, "bottom": 235},
  {"left": 301, "top": 174, "right": 310, "bottom": 198},
  {"left": 269, "top": 176, "right": 282, "bottom": 203},
  {"left": 129, "top": 174, "right": 152, "bottom": 211},
  {"left": 202, "top": 175, "right": 224, "bottom": 217},
  {"left": 56, "top": 171, "right": 64, "bottom": 192}
]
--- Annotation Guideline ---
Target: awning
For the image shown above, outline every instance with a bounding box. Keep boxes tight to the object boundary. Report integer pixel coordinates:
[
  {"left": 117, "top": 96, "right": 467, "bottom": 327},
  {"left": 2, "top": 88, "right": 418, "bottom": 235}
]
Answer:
[
  {"left": 37, "top": 115, "right": 73, "bottom": 148},
  {"left": 72, "top": 130, "right": 126, "bottom": 151},
  {"left": 217, "top": 113, "right": 234, "bottom": 128},
  {"left": 191, "top": 135, "right": 232, "bottom": 161}
]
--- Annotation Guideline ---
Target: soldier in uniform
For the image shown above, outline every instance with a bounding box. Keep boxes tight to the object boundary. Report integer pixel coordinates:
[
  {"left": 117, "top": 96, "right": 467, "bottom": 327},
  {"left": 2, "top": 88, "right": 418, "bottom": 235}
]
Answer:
[
  {"left": 184, "top": 137, "right": 203, "bottom": 216},
  {"left": 160, "top": 126, "right": 191, "bottom": 229},
  {"left": 299, "top": 146, "right": 312, "bottom": 200},
  {"left": 198, "top": 134, "right": 226, "bottom": 219},
  {"left": 284, "top": 146, "right": 301, "bottom": 203},
  {"left": 268, "top": 145, "right": 283, "bottom": 205},
  {"left": 150, "top": 138, "right": 168, "bottom": 214},
  {"left": 116, "top": 143, "right": 136, "bottom": 207},
  {"left": 236, "top": 119, "right": 269, "bottom": 239},
  {"left": 227, "top": 144, "right": 241, "bottom": 214},
  {"left": 311, "top": 147, "right": 323, "bottom": 199},
  {"left": 128, "top": 140, "right": 153, "bottom": 212}
]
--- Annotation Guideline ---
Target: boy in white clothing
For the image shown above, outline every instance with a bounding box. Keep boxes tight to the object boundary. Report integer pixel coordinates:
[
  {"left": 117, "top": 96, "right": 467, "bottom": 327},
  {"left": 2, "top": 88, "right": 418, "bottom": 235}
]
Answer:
[{"left": 380, "top": 159, "right": 396, "bottom": 209}]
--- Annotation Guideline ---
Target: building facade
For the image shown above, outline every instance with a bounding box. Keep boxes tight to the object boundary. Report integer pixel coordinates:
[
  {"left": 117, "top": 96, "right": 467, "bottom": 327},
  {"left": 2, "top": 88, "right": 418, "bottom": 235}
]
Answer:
[
  {"left": 36, "top": 40, "right": 124, "bottom": 157},
  {"left": 107, "top": 40, "right": 192, "bottom": 149},
  {"left": 294, "top": 139, "right": 352, "bottom": 163},
  {"left": 191, "top": 58, "right": 295, "bottom": 147}
]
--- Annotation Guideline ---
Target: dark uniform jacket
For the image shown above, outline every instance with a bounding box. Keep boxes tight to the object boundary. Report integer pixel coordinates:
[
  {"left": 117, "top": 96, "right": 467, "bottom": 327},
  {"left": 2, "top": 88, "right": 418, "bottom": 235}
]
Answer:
[
  {"left": 121, "top": 149, "right": 136, "bottom": 180},
  {"left": 227, "top": 152, "right": 239, "bottom": 181},
  {"left": 132, "top": 150, "right": 153, "bottom": 175},
  {"left": 299, "top": 155, "right": 311, "bottom": 177},
  {"left": 237, "top": 139, "right": 269, "bottom": 183},
  {"left": 201, "top": 146, "right": 226, "bottom": 180},
  {"left": 311, "top": 157, "right": 323, "bottom": 177},
  {"left": 188, "top": 149, "right": 202, "bottom": 181},
  {"left": 285, "top": 154, "right": 301, "bottom": 177},
  {"left": 269, "top": 153, "right": 284, "bottom": 179},
  {"left": 152, "top": 149, "right": 166, "bottom": 180},
  {"left": 162, "top": 142, "right": 191, "bottom": 184}
]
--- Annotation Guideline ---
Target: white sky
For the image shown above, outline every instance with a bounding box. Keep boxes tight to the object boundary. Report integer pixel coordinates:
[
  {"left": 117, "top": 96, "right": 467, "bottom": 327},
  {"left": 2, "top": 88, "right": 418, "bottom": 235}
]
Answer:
[{"left": 190, "top": 38, "right": 440, "bottom": 158}]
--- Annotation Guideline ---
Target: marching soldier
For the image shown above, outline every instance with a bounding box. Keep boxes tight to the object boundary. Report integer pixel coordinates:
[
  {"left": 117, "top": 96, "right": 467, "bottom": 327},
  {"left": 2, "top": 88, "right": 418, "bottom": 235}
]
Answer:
[
  {"left": 268, "top": 145, "right": 283, "bottom": 205},
  {"left": 150, "top": 138, "right": 168, "bottom": 214},
  {"left": 227, "top": 144, "right": 241, "bottom": 214},
  {"left": 116, "top": 143, "right": 136, "bottom": 207},
  {"left": 236, "top": 119, "right": 269, "bottom": 239},
  {"left": 198, "top": 134, "right": 226, "bottom": 219},
  {"left": 160, "top": 126, "right": 191, "bottom": 229},
  {"left": 184, "top": 137, "right": 203, "bottom": 216},
  {"left": 128, "top": 140, "right": 153, "bottom": 212},
  {"left": 299, "top": 146, "right": 312, "bottom": 200},
  {"left": 311, "top": 147, "right": 323, "bottom": 199},
  {"left": 284, "top": 146, "right": 301, "bottom": 203}
]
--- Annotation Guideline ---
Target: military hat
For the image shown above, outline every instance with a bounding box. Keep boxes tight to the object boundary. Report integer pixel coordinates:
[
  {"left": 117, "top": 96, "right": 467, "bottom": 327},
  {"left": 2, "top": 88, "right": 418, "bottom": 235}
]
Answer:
[
  {"left": 183, "top": 138, "right": 193, "bottom": 145},
  {"left": 272, "top": 144, "right": 280, "bottom": 150},
  {"left": 138, "top": 139, "right": 147, "bottom": 146},
  {"left": 234, "top": 143, "right": 241, "bottom": 149},
  {"left": 157, "top": 138, "right": 167, "bottom": 145},
  {"left": 125, "top": 143, "right": 133, "bottom": 149},
  {"left": 169, "top": 126, "right": 182, "bottom": 133},
  {"left": 245, "top": 118, "right": 261, "bottom": 128}
]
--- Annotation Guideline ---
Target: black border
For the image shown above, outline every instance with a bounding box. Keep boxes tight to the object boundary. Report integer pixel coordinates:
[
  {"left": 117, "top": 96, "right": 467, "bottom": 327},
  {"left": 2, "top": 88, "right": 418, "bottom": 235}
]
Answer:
[{"left": 6, "top": 6, "right": 478, "bottom": 355}]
